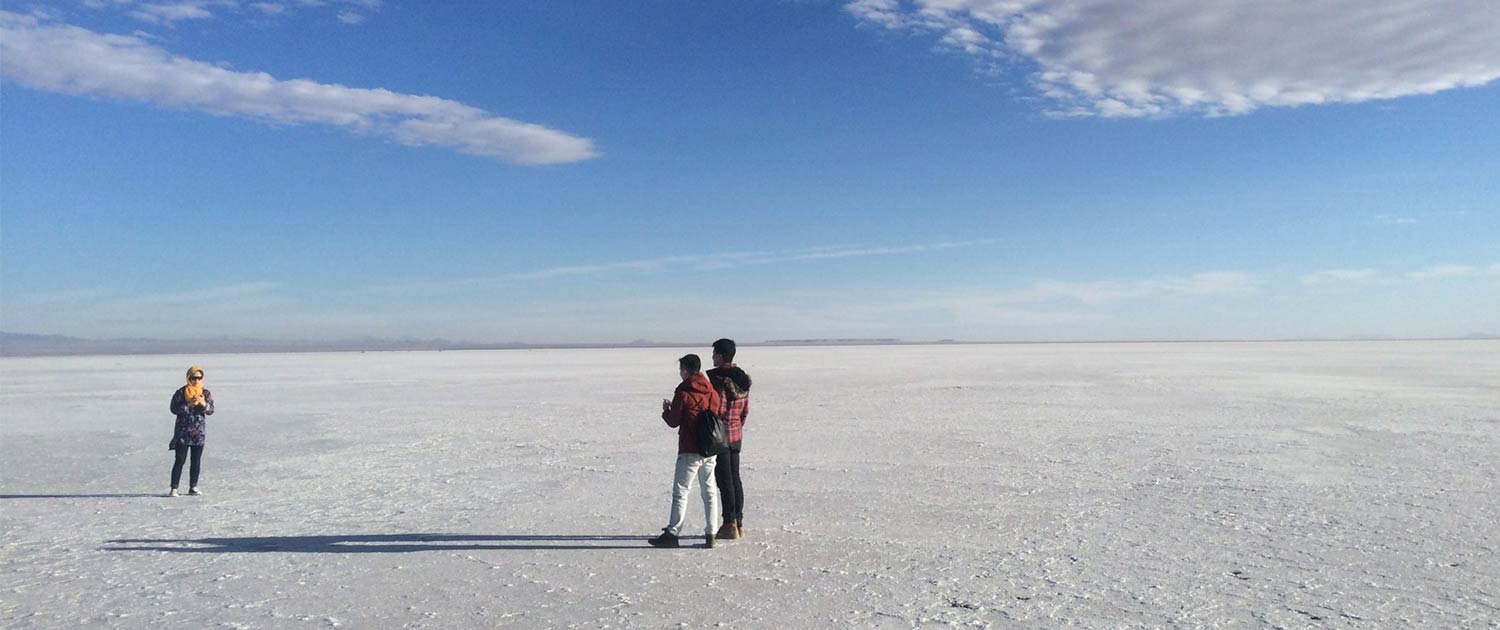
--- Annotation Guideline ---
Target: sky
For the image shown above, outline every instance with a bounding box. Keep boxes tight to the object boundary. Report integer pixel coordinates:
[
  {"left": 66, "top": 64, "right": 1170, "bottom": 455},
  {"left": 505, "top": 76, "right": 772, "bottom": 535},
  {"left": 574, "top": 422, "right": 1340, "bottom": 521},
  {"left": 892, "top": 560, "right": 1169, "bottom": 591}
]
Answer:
[{"left": 1, "top": 0, "right": 1498, "bottom": 344}]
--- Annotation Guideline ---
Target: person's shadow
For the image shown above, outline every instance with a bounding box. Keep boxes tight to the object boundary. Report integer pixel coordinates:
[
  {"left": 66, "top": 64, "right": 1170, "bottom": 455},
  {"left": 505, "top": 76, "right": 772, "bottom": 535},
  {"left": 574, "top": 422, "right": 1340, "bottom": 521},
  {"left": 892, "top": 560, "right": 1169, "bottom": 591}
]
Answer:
[
  {"left": 1, "top": 493, "right": 161, "bottom": 499},
  {"left": 103, "top": 533, "right": 658, "bottom": 552}
]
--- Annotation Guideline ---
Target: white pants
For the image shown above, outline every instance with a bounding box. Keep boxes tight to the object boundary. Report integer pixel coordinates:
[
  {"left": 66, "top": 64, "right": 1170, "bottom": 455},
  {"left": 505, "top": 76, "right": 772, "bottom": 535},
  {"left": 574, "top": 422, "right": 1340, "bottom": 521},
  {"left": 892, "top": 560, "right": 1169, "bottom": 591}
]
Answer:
[{"left": 666, "top": 453, "right": 719, "bottom": 537}]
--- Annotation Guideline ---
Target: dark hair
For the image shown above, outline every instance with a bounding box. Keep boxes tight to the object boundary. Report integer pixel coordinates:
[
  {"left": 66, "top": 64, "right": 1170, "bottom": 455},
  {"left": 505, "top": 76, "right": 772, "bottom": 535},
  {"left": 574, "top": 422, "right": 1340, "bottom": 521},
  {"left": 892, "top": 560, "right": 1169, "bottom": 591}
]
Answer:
[
  {"left": 712, "top": 338, "right": 736, "bottom": 362},
  {"left": 678, "top": 354, "right": 702, "bottom": 373}
]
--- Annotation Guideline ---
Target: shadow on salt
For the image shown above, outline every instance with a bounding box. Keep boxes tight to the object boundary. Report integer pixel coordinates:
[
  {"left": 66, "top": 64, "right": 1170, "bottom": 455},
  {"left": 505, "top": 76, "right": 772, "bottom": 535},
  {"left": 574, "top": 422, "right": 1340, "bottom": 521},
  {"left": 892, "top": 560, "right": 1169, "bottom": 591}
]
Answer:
[{"left": 102, "top": 533, "right": 652, "bottom": 552}]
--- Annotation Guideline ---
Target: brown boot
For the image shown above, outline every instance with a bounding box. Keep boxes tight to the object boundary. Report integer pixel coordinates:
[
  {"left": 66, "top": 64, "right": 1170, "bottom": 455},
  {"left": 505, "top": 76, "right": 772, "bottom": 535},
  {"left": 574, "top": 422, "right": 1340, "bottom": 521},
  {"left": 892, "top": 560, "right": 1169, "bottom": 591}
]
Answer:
[
  {"left": 733, "top": 520, "right": 744, "bottom": 539},
  {"left": 715, "top": 522, "right": 737, "bottom": 540}
]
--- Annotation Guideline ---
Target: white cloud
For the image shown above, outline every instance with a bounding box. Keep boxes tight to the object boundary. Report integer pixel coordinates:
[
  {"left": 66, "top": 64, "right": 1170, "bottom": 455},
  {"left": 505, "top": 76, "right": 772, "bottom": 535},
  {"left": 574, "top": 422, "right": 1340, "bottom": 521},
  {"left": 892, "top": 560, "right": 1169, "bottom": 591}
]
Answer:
[
  {"left": 0, "top": 12, "right": 598, "bottom": 164},
  {"left": 15, "top": 282, "right": 283, "bottom": 309},
  {"left": 1405, "top": 264, "right": 1475, "bottom": 280},
  {"left": 128, "top": 2, "right": 220, "bottom": 24},
  {"left": 87, "top": 0, "right": 382, "bottom": 25},
  {"left": 1374, "top": 215, "right": 1419, "bottom": 225},
  {"left": 848, "top": 0, "right": 1500, "bottom": 117},
  {"left": 1299, "top": 268, "right": 1380, "bottom": 285},
  {"left": 990, "top": 271, "right": 1259, "bottom": 305},
  {"left": 337, "top": 241, "right": 995, "bottom": 297},
  {"left": 890, "top": 292, "right": 1108, "bottom": 326},
  {"left": 1140, "top": 272, "right": 1260, "bottom": 296},
  {"left": 488, "top": 240, "right": 993, "bottom": 284},
  {"left": 3, "top": 282, "right": 296, "bottom": 338},
  {"left": 115, "top": 282, "right": 285, "bottom": 308}
]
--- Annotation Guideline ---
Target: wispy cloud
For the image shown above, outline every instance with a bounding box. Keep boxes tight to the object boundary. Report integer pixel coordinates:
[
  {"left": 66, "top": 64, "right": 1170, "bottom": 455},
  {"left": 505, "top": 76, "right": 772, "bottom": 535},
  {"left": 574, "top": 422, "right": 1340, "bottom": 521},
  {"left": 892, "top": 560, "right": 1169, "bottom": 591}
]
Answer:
[
  {"left": 1405, "top": 264, "right": 1476, "bottom": 280},
  {"left": 848, "top": 0, "right": 1500, "bottom": 117},
  {"left": 1299, "top": 263, "right": 1499, "bottom": 284},
  {"left": 85, "top": 0, "right": 378, "bottom": 25},
  {"left": 884, "top": 292, "right": 1108, "bottom": 325},
  {"left": 1300, "top": 268, "right": 1379, "bottom": 285},
  {"left": 333, "top": 241, "right": 996, "bottom": 301},
  {"left": 1373, "top": 214, "right": 1419, "bottom": 226},
  {"left": 3, "top": 282, "right": 293, "bottom": 338},
  {"left": 989, "top": 272, "right": 1260, "bottom": 306},
  {"left": 480, "top": 240, "right": 993, "bottom": 285},
  {"left": 128, "top": 2, "right": 220, "bottom": 25},
  {"left": 13, "top": 282, "right": 283, "bottom": 310},
  {"left": 11, "top": 263, "right": 1496, "bottom": 341},
  {"left": 0, "top": 12, "right": 598, "bottom": 164}
]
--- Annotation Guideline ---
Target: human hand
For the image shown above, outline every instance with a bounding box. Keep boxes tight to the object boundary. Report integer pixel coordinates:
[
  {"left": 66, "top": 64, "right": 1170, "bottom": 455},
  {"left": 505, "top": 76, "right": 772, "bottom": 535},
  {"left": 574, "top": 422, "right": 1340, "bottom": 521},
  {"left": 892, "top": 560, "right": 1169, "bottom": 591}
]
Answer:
[{"left": 662, "top": 399, "right": 671, "bottom": 412}]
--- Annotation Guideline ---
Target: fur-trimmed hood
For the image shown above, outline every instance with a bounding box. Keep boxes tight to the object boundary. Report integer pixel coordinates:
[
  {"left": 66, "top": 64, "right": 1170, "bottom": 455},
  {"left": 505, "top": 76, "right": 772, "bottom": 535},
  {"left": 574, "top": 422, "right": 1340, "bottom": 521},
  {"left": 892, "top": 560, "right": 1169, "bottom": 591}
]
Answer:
[{"left": 707, "top": 365, "right": 752, "bottom": 398}]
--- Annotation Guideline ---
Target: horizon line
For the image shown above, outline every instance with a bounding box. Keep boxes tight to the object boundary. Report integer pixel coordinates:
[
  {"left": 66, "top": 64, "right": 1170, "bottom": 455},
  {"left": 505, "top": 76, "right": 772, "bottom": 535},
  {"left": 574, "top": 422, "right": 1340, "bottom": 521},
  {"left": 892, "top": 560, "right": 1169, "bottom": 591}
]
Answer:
[{"left": 1, "top": 330, "right": 1495, "bottom": 358}]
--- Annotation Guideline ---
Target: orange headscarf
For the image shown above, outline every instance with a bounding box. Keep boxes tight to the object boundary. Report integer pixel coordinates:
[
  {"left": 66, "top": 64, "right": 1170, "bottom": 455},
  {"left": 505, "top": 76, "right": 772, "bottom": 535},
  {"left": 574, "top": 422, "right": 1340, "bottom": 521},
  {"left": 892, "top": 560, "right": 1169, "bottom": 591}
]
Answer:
[{"left": 184, "top": 366, "right": 205, "bottom": 405}]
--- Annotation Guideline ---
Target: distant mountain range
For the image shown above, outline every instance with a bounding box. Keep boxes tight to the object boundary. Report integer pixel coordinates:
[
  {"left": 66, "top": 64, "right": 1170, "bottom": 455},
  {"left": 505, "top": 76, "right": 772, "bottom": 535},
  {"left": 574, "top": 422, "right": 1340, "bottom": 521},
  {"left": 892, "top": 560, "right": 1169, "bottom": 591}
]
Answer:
[
  {"left": 1, "top": 331, "right": 1493, "bottom": 357},
  {"left": 0, "top": 332, "right": 691, "bottom": 357}
]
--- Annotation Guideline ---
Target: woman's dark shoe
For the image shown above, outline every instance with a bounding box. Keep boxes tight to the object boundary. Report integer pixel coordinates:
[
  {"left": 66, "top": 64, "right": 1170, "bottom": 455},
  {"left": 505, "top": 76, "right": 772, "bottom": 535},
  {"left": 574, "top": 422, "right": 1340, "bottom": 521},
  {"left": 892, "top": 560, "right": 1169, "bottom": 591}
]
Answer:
[
  {"left": 715, "top": 522, "right": 738, "bottom": 540},
  {"left": 647, "top": 530, "right": 679, "bottom": 548}
]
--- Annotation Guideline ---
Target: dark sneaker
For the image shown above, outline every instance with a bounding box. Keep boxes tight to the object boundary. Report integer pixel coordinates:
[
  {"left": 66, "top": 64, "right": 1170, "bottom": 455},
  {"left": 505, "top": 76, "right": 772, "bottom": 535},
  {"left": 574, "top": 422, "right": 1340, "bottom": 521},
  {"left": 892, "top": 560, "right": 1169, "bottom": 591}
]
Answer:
[
  {"left": 706, "top": 534, "right": 717, "bottom": 549},
  {"left": 647, "top": 530, "right": 679, "bottom": 548}
]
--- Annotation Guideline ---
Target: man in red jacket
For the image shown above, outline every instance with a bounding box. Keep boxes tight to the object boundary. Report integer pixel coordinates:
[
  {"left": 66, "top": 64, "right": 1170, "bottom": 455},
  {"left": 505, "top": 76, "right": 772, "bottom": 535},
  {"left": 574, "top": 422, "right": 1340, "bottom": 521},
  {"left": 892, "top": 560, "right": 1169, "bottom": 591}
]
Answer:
[{"left": 649, "top": 354, "right": 724, "bottom": 549}]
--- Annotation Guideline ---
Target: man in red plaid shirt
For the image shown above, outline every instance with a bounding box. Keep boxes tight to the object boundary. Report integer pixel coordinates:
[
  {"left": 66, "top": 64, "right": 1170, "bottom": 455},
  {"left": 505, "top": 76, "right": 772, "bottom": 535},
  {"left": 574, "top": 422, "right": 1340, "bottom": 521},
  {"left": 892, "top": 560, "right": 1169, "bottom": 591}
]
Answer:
[{"left": 707, "top": 338, "right": 752, "bottom": 540}]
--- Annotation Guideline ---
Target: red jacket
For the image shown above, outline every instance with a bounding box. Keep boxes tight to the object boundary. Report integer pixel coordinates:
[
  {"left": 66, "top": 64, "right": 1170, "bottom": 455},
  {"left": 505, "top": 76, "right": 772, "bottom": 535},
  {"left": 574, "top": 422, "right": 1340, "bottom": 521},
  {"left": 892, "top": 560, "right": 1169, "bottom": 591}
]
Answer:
[{"left": 662, "top": 372, "right": 722, "bottom": 455}]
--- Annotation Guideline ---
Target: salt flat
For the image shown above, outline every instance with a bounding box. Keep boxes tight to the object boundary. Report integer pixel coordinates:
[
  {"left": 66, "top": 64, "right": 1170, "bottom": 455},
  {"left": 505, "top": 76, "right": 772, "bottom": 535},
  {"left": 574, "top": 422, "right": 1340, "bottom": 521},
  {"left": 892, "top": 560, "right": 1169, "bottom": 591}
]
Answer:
[{"left": 1, "top": 342, "right": 1497, "bottom": 629}]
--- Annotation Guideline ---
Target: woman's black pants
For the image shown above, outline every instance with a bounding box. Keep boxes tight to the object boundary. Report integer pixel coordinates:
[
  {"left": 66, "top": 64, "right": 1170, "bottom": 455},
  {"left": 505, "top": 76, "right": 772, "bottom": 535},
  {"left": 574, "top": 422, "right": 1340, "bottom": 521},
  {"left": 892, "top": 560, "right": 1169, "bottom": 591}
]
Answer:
[
  {"left": 715, "top": 448, "right": 744, "bottom": 524},
  {"left": 171, "top": 444, "right": 204, "bottom": 489}
]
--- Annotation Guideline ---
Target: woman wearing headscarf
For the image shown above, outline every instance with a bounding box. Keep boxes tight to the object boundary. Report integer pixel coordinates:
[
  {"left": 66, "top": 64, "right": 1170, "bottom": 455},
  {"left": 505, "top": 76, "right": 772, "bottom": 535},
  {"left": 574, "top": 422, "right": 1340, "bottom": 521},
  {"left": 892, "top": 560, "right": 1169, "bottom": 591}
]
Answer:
[{"left": 168, "top": 365, "right": 215, "bottom": 497}]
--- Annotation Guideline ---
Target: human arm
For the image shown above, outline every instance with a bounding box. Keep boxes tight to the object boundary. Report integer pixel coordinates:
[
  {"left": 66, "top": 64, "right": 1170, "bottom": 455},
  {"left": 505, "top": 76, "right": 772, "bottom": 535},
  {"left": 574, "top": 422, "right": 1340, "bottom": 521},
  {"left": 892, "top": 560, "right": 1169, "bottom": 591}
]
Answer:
[
  {"left": 202, "top": 389, "right": 215, "bottom": 415},
  {"left": 662, "top": 390, "right": 687, "bottom": 428},
  {"left": 170, "top": 388, "right": 190, "bottom": 416}
]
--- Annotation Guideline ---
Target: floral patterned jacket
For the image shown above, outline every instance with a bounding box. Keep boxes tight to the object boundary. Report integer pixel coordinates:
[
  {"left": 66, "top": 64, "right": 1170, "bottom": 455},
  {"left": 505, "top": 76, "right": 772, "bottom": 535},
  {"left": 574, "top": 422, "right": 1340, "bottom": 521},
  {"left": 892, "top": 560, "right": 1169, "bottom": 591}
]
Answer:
[{"left": 170, "top": 386, "right": 215, "bottom": 448}]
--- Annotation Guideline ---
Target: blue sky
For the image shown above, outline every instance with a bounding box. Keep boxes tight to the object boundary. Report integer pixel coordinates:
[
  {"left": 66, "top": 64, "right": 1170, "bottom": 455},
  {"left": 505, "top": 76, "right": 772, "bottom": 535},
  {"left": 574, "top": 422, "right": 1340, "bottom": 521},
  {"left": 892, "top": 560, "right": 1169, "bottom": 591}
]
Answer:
[{"left": 2, "top": 1, "right": 1497, "bottom": 343}]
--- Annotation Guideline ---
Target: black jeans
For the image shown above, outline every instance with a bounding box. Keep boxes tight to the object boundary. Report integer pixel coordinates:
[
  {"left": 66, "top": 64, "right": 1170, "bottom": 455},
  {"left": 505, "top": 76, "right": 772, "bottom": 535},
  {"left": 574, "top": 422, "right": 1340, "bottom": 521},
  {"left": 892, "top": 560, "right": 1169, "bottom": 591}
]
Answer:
[
  {"left": 715, "top": 447, "right": 743, "bottom": 523},
  {"left": 171, "top": 444, "right": 204, "bottom": 489}
]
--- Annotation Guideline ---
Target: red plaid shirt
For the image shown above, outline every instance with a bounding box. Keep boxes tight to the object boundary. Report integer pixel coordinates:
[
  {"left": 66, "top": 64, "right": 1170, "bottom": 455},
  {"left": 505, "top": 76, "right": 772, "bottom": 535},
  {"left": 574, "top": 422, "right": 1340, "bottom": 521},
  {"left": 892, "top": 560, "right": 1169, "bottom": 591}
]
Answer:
[
  {"left": 708, "top": 364, "right": 751, "bottom": 445},
  {"left": 721, "top": 393, "right": 749, "bottom": 444}
]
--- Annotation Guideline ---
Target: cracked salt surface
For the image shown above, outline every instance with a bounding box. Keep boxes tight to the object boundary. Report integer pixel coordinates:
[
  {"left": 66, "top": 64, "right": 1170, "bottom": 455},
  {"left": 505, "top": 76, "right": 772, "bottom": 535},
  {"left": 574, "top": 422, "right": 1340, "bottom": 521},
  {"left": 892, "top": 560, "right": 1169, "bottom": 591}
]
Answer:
[{"left": 2, "top": 341, "right": 1497, "bottom": 628}]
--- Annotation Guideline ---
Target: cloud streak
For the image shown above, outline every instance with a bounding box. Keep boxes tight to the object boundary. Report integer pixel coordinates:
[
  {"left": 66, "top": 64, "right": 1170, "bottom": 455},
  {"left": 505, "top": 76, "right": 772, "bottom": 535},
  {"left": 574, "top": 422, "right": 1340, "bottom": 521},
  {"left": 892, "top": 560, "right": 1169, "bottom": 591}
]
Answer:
[
  {"left": 1405, "top": 265, "right": 1475, "bottom": 280},
  {"left": 1301, "top": 263, "right": 1500, "bottom": 284},
  {"left": 13, "top": 282, "right": 283, "bottom": 310},
  {"left": 3, "top": 282, "right": 294, "bottom": 338},
  {"left": 848, "top": 0, "right": 1500, "bottom": 117},
  {"left": 85, "top": 0, "right": 380, "bottom": 25},
  {"left": 0, "top": 11, "right": 598, "bottom": 164},
  {"left": 128, "top": 2, "right": 219, "bottom": 25},
  {"left": 989, "top": 272, "right": 1261, "bottom": 305},
  {"left": 482, "top": 240, "right": 994, "bottom": 285},
  {"left": 1299, "top": 268, "right": 1380, "bottom": 285}
]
